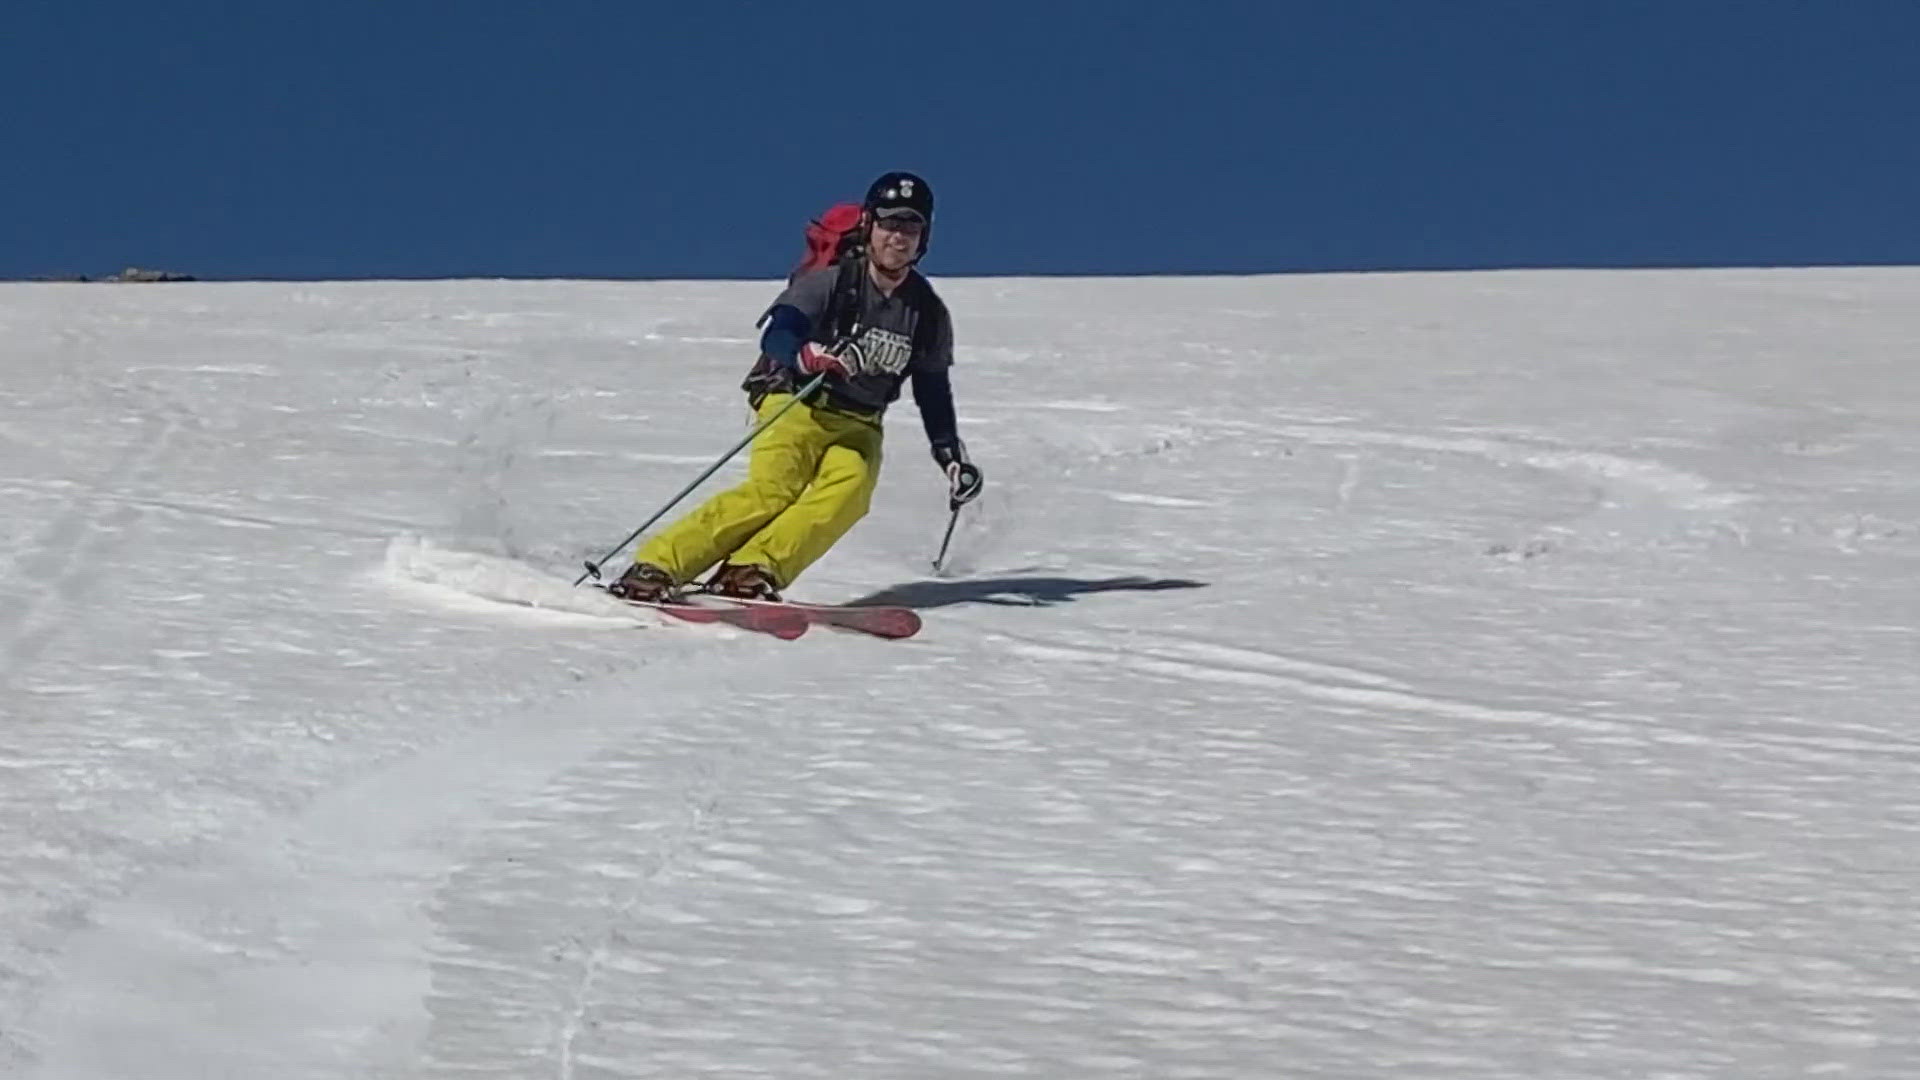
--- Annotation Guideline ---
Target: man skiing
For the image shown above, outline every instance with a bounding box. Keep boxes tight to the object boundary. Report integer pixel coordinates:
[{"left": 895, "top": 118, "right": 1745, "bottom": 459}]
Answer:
[{"left": 608, "top": 170, "right": 983, "bottom": 602}]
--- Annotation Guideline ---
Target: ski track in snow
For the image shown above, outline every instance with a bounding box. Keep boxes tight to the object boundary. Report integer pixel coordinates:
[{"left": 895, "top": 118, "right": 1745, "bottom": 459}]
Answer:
[
  {"left": 0, "top": 398, "right": 180, "bottom": 690},
  {"left": 1272, "top": 424, "right": 1746, "bottom": 511},
  {"left": 4, "top": 271, "right": 1920, "bottom": 1078},
  {"left": 988, "top": 629, "right": 1632, "bottom": 736}
]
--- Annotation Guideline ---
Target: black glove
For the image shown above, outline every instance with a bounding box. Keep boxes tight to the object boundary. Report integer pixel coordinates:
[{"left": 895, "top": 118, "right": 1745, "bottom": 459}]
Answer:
[{"left": 933, "top": 440, "right": 983, "bottom": 506}]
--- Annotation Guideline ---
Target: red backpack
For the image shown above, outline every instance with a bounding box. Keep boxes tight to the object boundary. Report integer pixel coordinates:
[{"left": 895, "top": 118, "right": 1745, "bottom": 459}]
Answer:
[{"left": 794, "top": 202, "right": 865, "bottom": 281}]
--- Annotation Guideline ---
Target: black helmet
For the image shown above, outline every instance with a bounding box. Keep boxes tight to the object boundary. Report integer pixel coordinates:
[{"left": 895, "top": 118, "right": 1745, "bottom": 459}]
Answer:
[{"left": 863, "top": 170, "right": 934, "bottom": 257}]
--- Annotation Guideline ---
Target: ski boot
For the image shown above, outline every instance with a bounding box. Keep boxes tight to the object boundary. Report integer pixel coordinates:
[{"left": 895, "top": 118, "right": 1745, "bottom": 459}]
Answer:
[
  {"left": 706, "top": 563, "right": 782, "bottom": 601},
  {"left": 606, "top": 561, "right": 677, "bottom": 602}
]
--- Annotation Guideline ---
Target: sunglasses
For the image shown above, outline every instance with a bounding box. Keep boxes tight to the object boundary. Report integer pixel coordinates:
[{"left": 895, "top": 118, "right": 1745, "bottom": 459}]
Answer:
[{"left": 872, "top": 214, "right": 926, "bottom": 235}]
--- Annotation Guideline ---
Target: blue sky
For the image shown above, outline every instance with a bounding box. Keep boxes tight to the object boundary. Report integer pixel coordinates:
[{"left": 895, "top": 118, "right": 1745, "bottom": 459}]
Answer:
[{"left": 4, "top": 0, "right": 1916, "bottom": 280}]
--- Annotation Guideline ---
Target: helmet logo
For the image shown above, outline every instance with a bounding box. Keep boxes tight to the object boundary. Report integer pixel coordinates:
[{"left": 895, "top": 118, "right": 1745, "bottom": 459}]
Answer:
[{"left": 896, "top": 178, "right": 915, "bottom": 199}]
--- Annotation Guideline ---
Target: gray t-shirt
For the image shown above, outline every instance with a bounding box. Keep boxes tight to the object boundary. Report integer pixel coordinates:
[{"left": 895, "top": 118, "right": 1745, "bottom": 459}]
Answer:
[{"left": 764, "top": 265, "right": 952, "bottom": 414}]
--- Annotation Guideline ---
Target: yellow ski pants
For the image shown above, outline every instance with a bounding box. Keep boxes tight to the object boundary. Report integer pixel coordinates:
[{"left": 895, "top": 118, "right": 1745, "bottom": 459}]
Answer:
[{"left": 634, "top": 394, "right": 883, "bottom": 589}]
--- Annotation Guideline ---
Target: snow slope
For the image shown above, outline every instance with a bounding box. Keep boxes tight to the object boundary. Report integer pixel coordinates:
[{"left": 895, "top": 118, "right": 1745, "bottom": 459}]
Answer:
[{"left": 1, "top": 269, "right": 1916, "bottom": 1078}]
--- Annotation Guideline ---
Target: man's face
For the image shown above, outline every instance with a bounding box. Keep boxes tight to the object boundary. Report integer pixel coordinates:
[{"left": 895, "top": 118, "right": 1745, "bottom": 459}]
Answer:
[{"left": 870, "top": 213, "right": 925, "bottom": 272}]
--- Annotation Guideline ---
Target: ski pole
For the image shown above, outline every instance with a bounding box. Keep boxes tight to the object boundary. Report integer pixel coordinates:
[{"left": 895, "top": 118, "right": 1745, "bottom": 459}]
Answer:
[
  {"left": 931, "top": 499, "right": 962, "bottom": 573},
  {"left": 576, "top": 372, "right": 826, "bottom": 586}
]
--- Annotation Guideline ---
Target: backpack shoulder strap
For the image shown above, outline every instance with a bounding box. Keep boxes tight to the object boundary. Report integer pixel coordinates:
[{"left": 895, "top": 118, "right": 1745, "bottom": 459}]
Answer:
[{"left": 824, "top": 250, "right": 865, "bottom": 348}]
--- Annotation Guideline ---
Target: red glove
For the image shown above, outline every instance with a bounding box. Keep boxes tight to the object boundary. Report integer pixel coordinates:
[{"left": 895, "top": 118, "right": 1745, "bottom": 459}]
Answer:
[{"left": 796, "top": 343, "right": 853, "bottom": 379}]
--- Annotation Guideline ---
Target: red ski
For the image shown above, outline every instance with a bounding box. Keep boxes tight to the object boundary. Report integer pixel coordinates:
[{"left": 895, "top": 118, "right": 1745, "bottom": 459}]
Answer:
[{"left": 697, "top": 596, "right": 921, "bottom": 640}]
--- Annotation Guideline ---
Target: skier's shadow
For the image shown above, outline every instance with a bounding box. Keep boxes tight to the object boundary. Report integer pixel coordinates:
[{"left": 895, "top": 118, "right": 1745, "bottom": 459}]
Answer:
[{"left": 848, "top": 573, "right": 1207, "bottom": 610}]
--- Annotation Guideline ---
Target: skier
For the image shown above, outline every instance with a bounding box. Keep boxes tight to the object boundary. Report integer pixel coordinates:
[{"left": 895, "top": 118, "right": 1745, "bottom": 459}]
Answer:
[{"left": 608, "top": 170, "right": 983, "bottom": 602}]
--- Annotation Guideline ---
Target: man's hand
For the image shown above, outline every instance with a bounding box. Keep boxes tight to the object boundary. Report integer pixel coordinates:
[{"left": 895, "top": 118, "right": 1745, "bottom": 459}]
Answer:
[
  {"left": 796, "top": 343, "right": 856, "bottom": 379},
  {"left": 933, "top": 441, "right": 983, "bottom": 506},
  {"left": 946, "top": 461, "right": 983, "bottom": 506}
]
